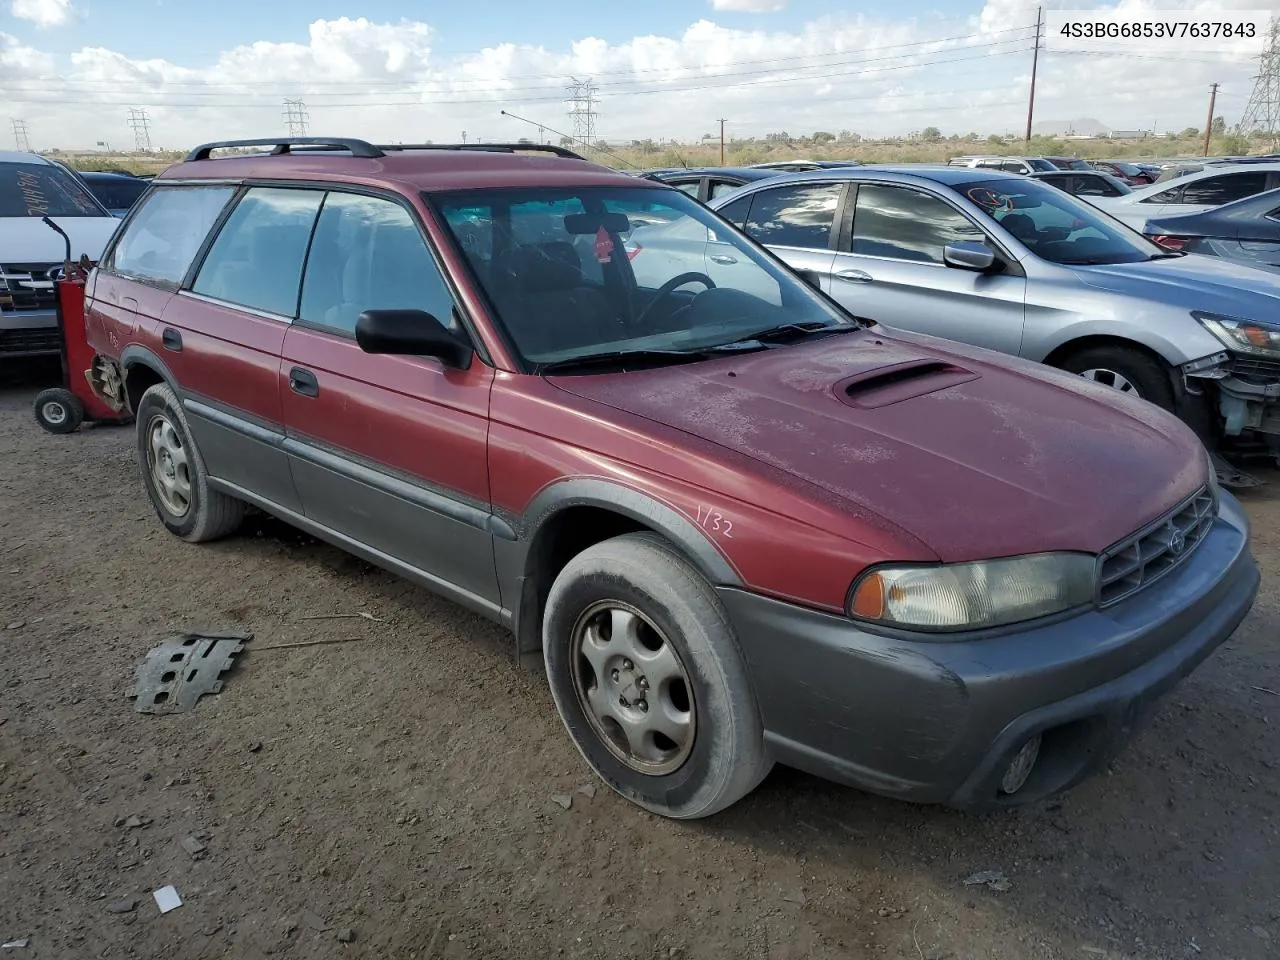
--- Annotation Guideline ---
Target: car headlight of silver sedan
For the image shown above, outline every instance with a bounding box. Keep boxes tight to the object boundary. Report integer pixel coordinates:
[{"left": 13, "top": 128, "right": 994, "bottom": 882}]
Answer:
[
  {"left": 1194, "top": 311, "right": 1280, "bottom": 358},
  {"left": 848, "top": 553, "right": 1096, "bottom": 631}
]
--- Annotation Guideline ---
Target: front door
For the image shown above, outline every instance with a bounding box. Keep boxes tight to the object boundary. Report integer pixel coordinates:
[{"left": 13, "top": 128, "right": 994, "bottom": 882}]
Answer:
[
  {"left": 734, "top": 181, "right": 843, "bottom": 291},
  {"left": 827, "top": 182, "right": 1027, "bottom": 356},
  {"left": 278, "top": 190, "right": 499, "bottom": 611}
]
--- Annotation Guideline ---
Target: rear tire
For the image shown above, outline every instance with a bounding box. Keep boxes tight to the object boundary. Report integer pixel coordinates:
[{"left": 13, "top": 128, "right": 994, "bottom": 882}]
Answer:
[
  {"left": 543, "top": 532, "right": 771, "bottom": 819},
  {"left": 135, "top": 382, "right": 244, "bottom": 543},
  {"left": 1058, "top": 345, "right": 1175, "bottom": 411},
  {"left": 33, "top": 387, "right": 84, "bottom": 434}
]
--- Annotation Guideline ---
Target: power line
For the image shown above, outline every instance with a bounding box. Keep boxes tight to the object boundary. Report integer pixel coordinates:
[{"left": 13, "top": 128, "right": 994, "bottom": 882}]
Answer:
[
  {"left": 127, "top": 107, "right": 152, "bottom": 151},
  {"left": 282, "top": 98, "right": 310, "bottom": 136},
  {"left": 11, "top": 119, "right": 31, "bottom": 152},
  {"left": 1239, "top": 17, "right": 1280, "bottom": 147}
]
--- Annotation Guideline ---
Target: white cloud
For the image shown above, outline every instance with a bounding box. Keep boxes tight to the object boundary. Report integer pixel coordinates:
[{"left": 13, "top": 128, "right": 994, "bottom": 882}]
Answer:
[
  {"left": 0, "top": 5, "right": 1263, "bottom": 152},
  {"left": 10, "top": 0, "right": 75, "bottom": 28},
  {"left": 710, "top": 0, "right": 787, "bottom": 12}
]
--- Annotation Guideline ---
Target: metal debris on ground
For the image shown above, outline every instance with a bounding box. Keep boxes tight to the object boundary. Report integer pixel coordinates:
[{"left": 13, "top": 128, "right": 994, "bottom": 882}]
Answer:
[
  {"left": 152, "top": 886, "right": 182, "bottom": 914},
  {"left": 1, "top": 940, "right": 29, "bottom": 949},
  {"left": 963, "top": 870, "right": 1011, "bottom": 892},
  {"left": 127, "top": 630, "right": 252, "bottom": 714}
]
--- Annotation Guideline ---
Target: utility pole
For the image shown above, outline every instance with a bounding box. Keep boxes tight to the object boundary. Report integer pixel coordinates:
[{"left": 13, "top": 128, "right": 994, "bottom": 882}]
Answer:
[
  {"left": 127, "top": 108, "right": 152, "bottom": 152},
  {"left": 11, "top": 119, "right": 31, "bottom": 152},
  {"left": 282, "top": 99, "right": 310, "bottom": 137},
  {"left": 1203, "top": 82, "right": 1219, "bottom": 157},
  {"left": 717, "top": 118, "right": 728, "bottom": 165},
  {"left": 1024, "top": 6, "right": 1043, "bottom": 146}
]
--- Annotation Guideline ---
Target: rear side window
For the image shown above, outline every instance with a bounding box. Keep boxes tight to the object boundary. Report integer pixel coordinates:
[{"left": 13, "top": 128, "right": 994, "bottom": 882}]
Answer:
[
  {"left": 299, "top": 192, "right": 456, "bottom": 336},
  {"left": 1038, "top": 175, "right": 1069, "bottom": 190},
  {"left": 0, "top": 162, "right": 104, "bottom": 218},
  {"left": 111, "top": 185, "right": 235, "bottom": 287},
  {"left": 741, "top": 183, "right": 842, "bottom": 250},
  {"left": 716, "top": 193, "right": 753, "bottom": 228},
  {"left": 193, "top": 188, "right": 323, "bottom": 316},
  {"left": 1178, "top": 172, "right": 1268, "bottom": 206}
]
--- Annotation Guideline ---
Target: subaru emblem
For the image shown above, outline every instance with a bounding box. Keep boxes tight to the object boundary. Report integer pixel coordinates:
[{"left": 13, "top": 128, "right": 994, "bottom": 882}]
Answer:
[{"left": 1169, "top": 529, "right": 1186, "bottom": 555}]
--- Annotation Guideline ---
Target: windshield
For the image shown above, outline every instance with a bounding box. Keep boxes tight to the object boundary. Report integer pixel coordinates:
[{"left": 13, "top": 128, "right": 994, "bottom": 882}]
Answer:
[
  {"left": 433, "top": 186, "right": 852, "bottom": 369},
  {"left": 956, "top": 177, "right": 1167, "bottom": 265},
  {"left": 1111, "top": 162, "right": 1142, "bottom": 176},
  {"left": 0, "top": 162, "right": 107, "bottom": 218}
]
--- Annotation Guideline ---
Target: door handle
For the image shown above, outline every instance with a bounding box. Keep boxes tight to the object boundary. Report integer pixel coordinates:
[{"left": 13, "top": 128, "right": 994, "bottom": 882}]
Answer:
[
  {"left": 161, "top": 327, "right": 182, "bottom": 351},
  {"left": 709, "top": 254, "right": 738, "bottom": 265},
  {"left": 288, "top": 367, "right": 319, "bottom": 398},
  {"left": 834, "top": 269, "right": 873, "bottom": 283}
]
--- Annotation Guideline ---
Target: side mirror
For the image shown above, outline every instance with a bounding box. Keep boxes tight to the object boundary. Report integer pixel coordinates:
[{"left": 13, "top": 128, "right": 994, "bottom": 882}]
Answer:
[
  {"left": 943, "top": 241, "right": 997, "bottom": 272},
  {"left": 355, "top": 309, "right": 472, "bottom": 368},
  {"left": 796, "top": 269, "right": 824, "bottom": 292}
]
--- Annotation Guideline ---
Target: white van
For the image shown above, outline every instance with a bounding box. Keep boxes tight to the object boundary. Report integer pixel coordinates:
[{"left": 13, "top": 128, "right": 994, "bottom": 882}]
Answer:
[{"left": 0, "top": 151, "right": 122, "bottom": 359}]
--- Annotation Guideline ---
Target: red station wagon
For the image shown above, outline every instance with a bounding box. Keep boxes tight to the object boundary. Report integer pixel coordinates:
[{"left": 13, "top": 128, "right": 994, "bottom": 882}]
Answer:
[{"left": 82, "top": 138, "right": 1260, "bottom": 819}]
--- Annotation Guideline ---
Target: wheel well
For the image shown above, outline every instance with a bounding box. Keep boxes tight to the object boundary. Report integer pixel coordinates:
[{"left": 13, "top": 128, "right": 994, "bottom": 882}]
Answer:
[
  {"left": 1042, "top": 335, "right": 1171, "bottom": 372},
  {"left": 123, "top": 362, "right": 164, "bottom": 414},
  {"left": 513, "top": 506, "right": 655, "bottom": 664}
]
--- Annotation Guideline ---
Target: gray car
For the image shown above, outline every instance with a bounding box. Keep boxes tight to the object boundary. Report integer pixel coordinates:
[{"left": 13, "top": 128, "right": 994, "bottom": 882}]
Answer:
[{"left": 676, "top": 166, "right": 1280, "bottom": 470}]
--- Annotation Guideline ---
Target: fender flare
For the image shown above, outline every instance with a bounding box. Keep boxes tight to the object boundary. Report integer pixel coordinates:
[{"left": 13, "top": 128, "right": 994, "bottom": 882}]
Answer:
[{"left": 118, "top": 345, "right": 180, "bottom": 408}]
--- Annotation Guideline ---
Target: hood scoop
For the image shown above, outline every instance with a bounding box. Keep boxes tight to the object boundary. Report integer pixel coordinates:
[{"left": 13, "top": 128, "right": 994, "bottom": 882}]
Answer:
[{"left": 836, "top": 358, "right": 979, "bottom": 409}]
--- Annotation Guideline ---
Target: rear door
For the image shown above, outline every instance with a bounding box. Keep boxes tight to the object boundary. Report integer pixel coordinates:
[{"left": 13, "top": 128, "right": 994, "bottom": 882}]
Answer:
[
  {"left": 279, "top": 189, "right": 499, "bottom": 610},
  {"left": 829, "top": 182, "right": 1027, "bottom": 355},
  {"left": 175, "top": 185, "right": 323, "bottom": 513},
  {"left": 734, "top": 181, "right": 843, "bottom": 289}
]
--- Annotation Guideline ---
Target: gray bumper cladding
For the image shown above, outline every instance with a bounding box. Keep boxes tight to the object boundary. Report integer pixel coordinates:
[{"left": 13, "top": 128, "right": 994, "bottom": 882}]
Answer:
[{"left": 127, "top": 629, "right": 252, "bottom": 714}]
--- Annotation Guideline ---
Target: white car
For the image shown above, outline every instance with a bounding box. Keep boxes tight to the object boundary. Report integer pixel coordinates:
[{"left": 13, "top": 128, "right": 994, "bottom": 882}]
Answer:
[
  {"left": 0, "top": 151, "right": 121, "bottom": 359},
  {"left": 1087, "top": 162, "right": 1280, "bottom": 231}
]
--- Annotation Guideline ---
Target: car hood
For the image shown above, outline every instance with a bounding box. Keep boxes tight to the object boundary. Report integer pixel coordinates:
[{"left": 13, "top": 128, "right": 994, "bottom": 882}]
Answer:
[
  {"left": 0, "top": 216, "right": 120, "bottom": 263},
  {"left": 1072, "top": 253, "right": 1280, "bottom": 318},
  {"left": 550, "top": 329, "right": 1205, "bottom": 562}
]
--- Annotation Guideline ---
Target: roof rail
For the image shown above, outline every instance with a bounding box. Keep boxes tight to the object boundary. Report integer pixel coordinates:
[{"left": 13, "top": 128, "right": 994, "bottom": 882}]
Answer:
[
  {"left": 184, "top": 137, "right": 386, "bottom": 162},
  {"left": 375, "top": 142, "right": 587, "bottom": 160}
]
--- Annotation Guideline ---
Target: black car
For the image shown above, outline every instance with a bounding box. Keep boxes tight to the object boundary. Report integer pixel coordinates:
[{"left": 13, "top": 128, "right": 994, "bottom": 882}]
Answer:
[
  {"left": 1029, "top": 169, "right": 1132, "bottom": 199},
  {"left": 639, "top": 166, "right": 785, "bottom": 203},
  {"left": 77, "top": 171, "right": 149, "bottom": 217},
  {"left": 1143, "top": 186, "right": 1280, "bottom": 275},
  {"left": 1089, "top": 160, "right": 1155, "bottom": 185},
  {"left": 1043, "top": 156, "right": 1092, "bottom": 171}
]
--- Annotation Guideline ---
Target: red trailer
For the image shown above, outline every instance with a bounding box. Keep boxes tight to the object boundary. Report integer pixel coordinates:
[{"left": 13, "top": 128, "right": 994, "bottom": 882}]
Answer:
[{"left": 32, "top": 218, "right": 131, "bottom": 434}]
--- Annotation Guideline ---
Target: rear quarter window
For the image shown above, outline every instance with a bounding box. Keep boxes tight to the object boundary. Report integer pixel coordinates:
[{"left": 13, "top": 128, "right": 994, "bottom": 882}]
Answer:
[{"left": 109, "top": 185, "right": 236, "bottom": 287}]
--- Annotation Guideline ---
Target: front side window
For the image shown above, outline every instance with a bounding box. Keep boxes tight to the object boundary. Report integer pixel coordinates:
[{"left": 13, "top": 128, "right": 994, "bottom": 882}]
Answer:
[
  {"left": 111, "top": 185, "right": 235, "bottom": 286},
  {"left": 741, "top": 183, "right": 842, "bottom": 250},
  {"left": 1179, "top": 172, "right": 1268, "bottom": 206},
  {"left": 433, "top": 186, "right": 850, "bottom": 367},
  {"left": 0, "top": 162, "right": 105, "bottom": 218},
  {"left": 716, "top": 193, "right": 753, "bottom": 228},
  {"left": 851, "top": 184, "right": 986, "bottom": 264},
  {"left": 299, "top": 192, "right": 456, "bottom": 336},
  {"left": 192, "top": 187, "right": 323, "bottom": 316},
  {"left": 669, "top": 179, "right": 702, "bottom": 198},
  {"left": 957, "top": 177, "right": 1165, "bottom": 265}
]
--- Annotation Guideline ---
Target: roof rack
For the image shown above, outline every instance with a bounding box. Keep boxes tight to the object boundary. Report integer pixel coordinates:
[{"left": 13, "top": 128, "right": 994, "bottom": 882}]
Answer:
[
  {"left": 377, "top": 143, "right": 587, "bottom": 160},
  {"left": 184, "top": 138, "right": 588, "bottom": 163},
  {"left": 186, "top": 137, "right": 385, "bottom": 161}
]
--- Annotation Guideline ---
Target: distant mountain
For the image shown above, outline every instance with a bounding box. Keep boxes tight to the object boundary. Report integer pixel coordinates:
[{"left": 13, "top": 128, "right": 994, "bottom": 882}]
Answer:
[{"left": 1032, "top": 118, "right": 1110, "bottom": 137}]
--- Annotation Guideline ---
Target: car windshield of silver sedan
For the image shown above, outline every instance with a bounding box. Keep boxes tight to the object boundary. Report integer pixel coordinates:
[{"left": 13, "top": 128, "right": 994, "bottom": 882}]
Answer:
[
  {"left": 957, "top": 177, "right": 1172, "bottom": 266},
  {"left": 433, "top": 187, "right": 853, "bottom": 371}
]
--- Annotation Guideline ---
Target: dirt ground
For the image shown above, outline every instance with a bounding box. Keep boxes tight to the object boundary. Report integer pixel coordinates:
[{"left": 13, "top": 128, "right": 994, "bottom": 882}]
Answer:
[{"left": 2, "top": 361, "right": 1278, "bottom": 960}]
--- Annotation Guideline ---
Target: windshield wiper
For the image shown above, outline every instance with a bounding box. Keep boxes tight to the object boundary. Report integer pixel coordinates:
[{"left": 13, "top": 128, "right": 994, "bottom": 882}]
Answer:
[
  {"left": 710, "top": 321, "right": 850, "bottom": 350},
  {"left": 1148, "top": 251, "right": 1186, "bottom": 259},
  {"left": 536, "top": 348, "right": 713, "bottom": 374}
]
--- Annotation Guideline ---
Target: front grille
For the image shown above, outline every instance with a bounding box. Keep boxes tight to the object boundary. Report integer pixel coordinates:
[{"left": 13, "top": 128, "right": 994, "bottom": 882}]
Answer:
[
  {"left": 1096, "top": 485, "right": 1216, "bottom": 607},
  {"left": 1228, "top": 354, "right": 1280, "bottom": 384},
  {"left": 0, "top": 328, "right": 61, "bottom": 356},
  {"left": 0, "top": 262, "right": 59, "bottom": 313}
]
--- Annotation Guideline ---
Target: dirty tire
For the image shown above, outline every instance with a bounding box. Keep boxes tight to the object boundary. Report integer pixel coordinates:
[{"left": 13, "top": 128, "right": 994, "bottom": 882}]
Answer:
[
  {"left": 1058, "top": 345, "right": 1175, "bottom": 411},
  {"left": 543, "top": 532, "right": 771, "bottom": 819},
  {"left": 135, "top": 382, "right": 243, "bottom": 543},
  {"left": 32, "top": 387, "right": 84, "bottom": 434}
]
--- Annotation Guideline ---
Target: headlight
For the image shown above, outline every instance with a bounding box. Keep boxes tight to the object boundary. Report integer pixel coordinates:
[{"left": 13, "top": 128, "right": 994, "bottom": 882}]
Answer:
[
  {"left": 1194, "top": 311, "right": 1280, "bottom": 358},
  {"left": 848, "top": 553, "right": 1096, "bottom": 632}
]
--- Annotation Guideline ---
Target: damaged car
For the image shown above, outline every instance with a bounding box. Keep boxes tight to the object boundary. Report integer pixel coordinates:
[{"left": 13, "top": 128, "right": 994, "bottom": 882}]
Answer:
[{"left": 704, "top": 167, "right": 1280, "bottom": 485}]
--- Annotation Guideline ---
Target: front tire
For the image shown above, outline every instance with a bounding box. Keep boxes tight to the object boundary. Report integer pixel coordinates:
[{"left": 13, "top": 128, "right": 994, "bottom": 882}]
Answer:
[
  {"left": 1058, "top": 345, "right": 1175, "bottom": 411},
  {"left": 33, "top": 387, "right": 84, "bottom": 434},
  {"left": 543, "top": 533, "right": 771, "bottom": 819},
  {"left": 135, "top": 382, "right": 244, "bottom": 543}
]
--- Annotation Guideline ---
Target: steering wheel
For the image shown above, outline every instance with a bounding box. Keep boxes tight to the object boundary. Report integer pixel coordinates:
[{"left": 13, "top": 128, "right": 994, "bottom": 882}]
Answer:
[{"left": 634, "top": 272, "right": 715, "bottom": 328}]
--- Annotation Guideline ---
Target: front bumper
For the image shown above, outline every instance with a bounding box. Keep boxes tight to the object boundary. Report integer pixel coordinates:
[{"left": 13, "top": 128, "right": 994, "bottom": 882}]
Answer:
[
  {"left": 722, "top": 491, "right": 1259, "bottom": 809},
  {"left": 0, "top": 308, "right": 60, "bottom": 358}
]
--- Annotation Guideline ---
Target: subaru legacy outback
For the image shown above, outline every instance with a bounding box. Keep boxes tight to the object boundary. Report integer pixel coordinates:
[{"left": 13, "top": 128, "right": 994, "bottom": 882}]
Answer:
[{"left": 83, "top": 138, "right": 1259, "bottom": 819}]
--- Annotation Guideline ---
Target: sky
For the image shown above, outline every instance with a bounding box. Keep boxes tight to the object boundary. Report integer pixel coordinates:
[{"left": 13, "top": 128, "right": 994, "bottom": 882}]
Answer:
[{"left": 0, "top": 0, "right": 1270, "bottom": 152}]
